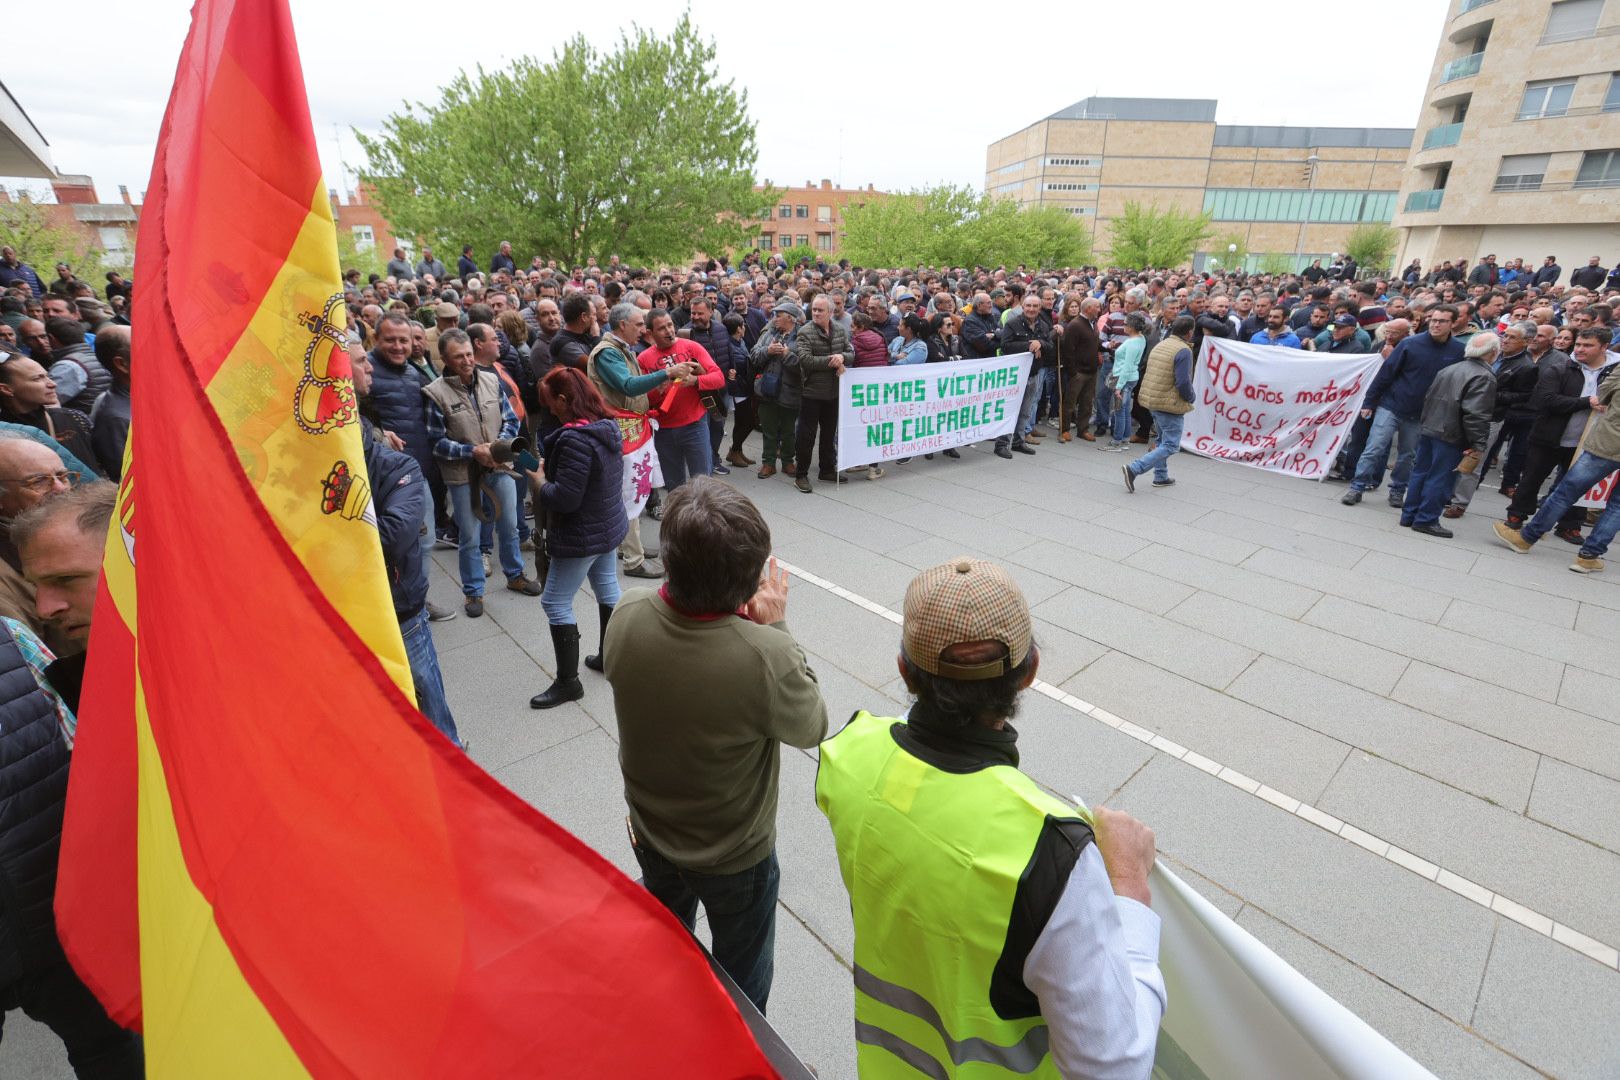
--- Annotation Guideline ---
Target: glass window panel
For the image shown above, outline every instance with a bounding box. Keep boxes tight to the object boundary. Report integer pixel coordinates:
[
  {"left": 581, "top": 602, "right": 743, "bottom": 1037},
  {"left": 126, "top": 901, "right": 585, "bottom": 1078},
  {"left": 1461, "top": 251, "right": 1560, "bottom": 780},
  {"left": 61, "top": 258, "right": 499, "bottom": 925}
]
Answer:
[
  {"left": 1577, "top": 150, "right": 1620, "bottom": 186},
  {"left": 1545, "top": 0, "right": 1601, "bottom": 40},
  {"left": 1605, "top": 74, "right": 1620, "bottom": 112}
]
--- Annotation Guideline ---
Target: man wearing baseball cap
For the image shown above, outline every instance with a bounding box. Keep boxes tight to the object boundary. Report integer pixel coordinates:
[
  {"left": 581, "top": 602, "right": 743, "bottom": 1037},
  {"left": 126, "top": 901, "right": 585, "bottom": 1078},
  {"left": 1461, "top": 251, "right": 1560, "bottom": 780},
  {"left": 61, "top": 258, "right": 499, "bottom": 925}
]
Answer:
[
  {"left": 1313, "top": 313, "right": 1373, "bottom": 355},
  {"left": 817, "top": 557, "right": 1164, "bottom": 1078}
]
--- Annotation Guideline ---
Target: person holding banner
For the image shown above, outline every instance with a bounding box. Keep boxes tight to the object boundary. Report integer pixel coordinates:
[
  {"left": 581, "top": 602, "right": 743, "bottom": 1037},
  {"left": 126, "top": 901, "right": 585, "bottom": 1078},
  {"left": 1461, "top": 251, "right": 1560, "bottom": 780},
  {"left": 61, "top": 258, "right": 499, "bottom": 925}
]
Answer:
[
  {"left": 817, "top": 557, "right": 1164, "bottom": 1079},
  {"left": 1399, "top": 333, "right": 1499, "bottom": 538},
  {"left": 789, "top": 296, "right": 850, "bottom": 493},
  {"left": 1123, "top": 316, "right": 1196, "bottom": 492}
]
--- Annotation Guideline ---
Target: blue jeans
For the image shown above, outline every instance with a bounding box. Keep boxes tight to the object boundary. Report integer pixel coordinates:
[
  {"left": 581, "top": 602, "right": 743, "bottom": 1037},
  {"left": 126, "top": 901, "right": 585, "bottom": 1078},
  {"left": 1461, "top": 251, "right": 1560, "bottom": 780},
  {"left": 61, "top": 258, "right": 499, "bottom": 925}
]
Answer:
[
  {"left": 1400, "top": 436, "right": 1465, "bottom": 527},
  {"left": 447, "top": 473, "right": 523, "bottom": 596},
  {"left": 633, "top": 841, "right": 780, "bottom": 1015},
  {"left": 1350, "top": 407, "right": 1421, "bottom": 495},
  {"left": 1018, "top": 367, "right": 1053, "bottom": 439},
  {"left": 400, "top": 608, "right": 459, "bottom": 744},
  {"left": 1128, "top": 410, "right": 1186, "bottom": 482},
  {"left": 655, "top": 420, "right": 713, "bottom": 490},
  {"left": 1523, "top": 450, "right": 1620, "bottom": 558},
  {"left": 1093, "top": 358, "right": 1115, "bottom": 432},
  {"left": 539, "top": 548, "right": 622, "bottom": 625},
  {"left": 1111, "top": 383, "right": 1136, "bottom": 443}
]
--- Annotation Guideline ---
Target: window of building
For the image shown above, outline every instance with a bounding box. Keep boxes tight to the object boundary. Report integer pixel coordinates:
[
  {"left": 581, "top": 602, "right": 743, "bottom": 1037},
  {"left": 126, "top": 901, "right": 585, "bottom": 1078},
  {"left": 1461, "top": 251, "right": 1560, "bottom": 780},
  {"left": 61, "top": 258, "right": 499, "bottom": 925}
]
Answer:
[
  {"left": 816, "top": 233, "right": 833, "bottom": 251},
  {"left": 778, "top": 204, "right": 791, "bottom": 218},
  {"left": 795, "top": 205, "right": 809, "bottom": 218},
  {"left": 1605, "top": 73, "right": 1620, "bottom": 112},
  {"left": 1543, "top": 0, "right": 1602, "bottom": 42},
  {"left": 796, "top": 234, "right": 809, "bottom": 247},
  {"left": 98, "top": 226, "right": 131, "bottom": 256},
  {"left": 1043, "top": 157, "right": 1098, "bottom": 167},
  {"left": 1493, "top": 153, "right": 1550, "bottom": 191},
  {"left": 1201, "top": 188, "right": 1397, "bottom": 223},
  {"left": 817, "top": 205, "right": 831, "bottom": 222},
  {"left": 1576, "top": 149, "right": 1620, "bottom": 188},
  {"left": 1043, "top": 183, "right": 1095, "bottom": 192},
  {"left": 1517, "top": 78, "right": 1576, "bottom": 119},
  {"left": 351, "top": 224, "right": 374, "bottom": 250},
  {"left": 994, "top": 181, "right": 1023, "bottom": 195},
  {"left": 760, "top": 233, "right": 774, "bottom": 249},
  {"left": 993, "top": 162, "right": 1024, "bottom": 176},
  {"left": 1062, "top": 207, "right": 1094, "bottom": 215}
]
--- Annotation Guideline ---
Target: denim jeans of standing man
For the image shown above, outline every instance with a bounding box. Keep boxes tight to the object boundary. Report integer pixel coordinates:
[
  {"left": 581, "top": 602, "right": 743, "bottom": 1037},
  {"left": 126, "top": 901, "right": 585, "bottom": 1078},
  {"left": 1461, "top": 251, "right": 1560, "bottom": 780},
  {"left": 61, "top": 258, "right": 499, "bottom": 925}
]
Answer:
[
  {"left": 1521, "top": 450, "right": 1620, "bottom": 559},
  {"left": 1400, "top": 435, "right": 1466, "bottom": 528},
  {"left": 400, "top": 607, "right": 460, "bottom": 745},
  {"left": 655, "top": 420, "right": 714, "bottom": 491},
  {"left": 447, "top": 472, "right": 523, "bottom": 596},
  {"left": 632, "top": 841, "right": 781, "bottom": 1015},
  {"left": 1127, "top": 411, "right": 1186, "bottom": 482},
  {"left": 1350, "top": 406, "right": 1422, "bottom": 497}
]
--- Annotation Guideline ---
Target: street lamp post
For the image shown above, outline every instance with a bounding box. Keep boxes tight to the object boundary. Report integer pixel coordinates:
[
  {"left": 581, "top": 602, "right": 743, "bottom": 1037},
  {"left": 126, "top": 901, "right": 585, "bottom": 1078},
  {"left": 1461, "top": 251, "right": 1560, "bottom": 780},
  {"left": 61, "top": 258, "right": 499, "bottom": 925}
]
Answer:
[
  {"left": 1228, "top": 242, "right": 1238, "bottom": 272},
  {"left": 1293, "top": 153, "right": 1320, "bottom": 271}
]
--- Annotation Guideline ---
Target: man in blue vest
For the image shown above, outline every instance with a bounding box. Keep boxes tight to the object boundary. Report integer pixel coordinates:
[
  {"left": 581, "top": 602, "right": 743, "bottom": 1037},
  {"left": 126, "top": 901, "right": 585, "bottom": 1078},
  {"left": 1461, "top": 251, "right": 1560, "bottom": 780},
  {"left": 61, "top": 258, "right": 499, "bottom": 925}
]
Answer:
[{"left": 817, "top": 557, "right": 1164, "bottom": 1078}]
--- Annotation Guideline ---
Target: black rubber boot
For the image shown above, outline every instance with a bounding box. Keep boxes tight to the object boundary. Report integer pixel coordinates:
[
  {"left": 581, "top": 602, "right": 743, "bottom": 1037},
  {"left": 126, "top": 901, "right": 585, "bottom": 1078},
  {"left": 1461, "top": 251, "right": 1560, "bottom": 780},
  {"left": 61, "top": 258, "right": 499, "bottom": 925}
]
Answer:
[
  {"left": 585, "top": 604, "right": 613, "bottom": 673},
  {"left": 530, "top": 624, "right": 584, "bottom": 709}
]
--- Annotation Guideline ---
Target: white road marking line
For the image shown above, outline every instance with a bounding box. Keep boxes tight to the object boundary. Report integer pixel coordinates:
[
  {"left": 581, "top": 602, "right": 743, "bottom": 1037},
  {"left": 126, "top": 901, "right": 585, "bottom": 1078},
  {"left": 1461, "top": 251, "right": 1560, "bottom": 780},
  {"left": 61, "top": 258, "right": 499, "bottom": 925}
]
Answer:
[{"left": 775, "top": 555, "right": 1620, "bottom": 972}]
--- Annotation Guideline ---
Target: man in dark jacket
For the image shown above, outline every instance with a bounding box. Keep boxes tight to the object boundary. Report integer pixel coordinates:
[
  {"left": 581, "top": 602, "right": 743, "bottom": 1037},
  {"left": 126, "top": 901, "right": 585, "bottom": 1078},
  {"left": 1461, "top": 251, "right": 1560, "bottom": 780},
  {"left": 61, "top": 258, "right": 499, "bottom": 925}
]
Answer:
[
  {"left": 995, "top": 295, "right": 1054, "bottom": 459},
  {"left": 788, "top": 297, "right": 850, "bottom": 492},
  {"left": 1343, "top": 305, "right": 1465, "bottom": 507},
  {"left": 488, "top": 241, "right": 516, "bottom": 277},
  {"left": 681, "top": 297, "right": 735, "bottom": 475},
  {"left": 1446, "top": 321, "right": 1538, "bottom": 516},
  {"left": 1503, "top": 329, "right": 1620, "bottom": 538},
  {"left": 43, "top": 319, "right": 110, "bottom": 415},
  {"left": 1059, "top": 297, "right": 1102, "bottom": 442},
  {"left": 1467, "top": 255, "right": 1498, "bottom": 287},
  {"left": 1401, "top": 333, "right": 1498, "bottom": 537},
  {"left": 1570, "top": 257, "right": 1607, "bottom": 291},
  {"left": 352, "top": 348, "right": 461, "bottom": 747},
  {"left": 960, "top": 294, "right": 1001, "bottom": 359},
  {"left": 1532, "top": 256, "right": 1561, "bottom": 287},
  {"left": 8, "top": 483, "right": 144, "bottom": 1077},
  {"left": 456, "top": 245, "right": 478, "bottom": 281}
]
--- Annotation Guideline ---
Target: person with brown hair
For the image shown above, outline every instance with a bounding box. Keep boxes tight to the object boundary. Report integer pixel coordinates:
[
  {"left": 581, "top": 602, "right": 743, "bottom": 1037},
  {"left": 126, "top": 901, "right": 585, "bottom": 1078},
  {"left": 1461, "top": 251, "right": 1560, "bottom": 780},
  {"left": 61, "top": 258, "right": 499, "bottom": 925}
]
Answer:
[
  {"left": 528, "top": 366, "right": 628, "bottom": 709},
  {"left": 602, "top": 477, "right": 826, "bottom": 1012}
]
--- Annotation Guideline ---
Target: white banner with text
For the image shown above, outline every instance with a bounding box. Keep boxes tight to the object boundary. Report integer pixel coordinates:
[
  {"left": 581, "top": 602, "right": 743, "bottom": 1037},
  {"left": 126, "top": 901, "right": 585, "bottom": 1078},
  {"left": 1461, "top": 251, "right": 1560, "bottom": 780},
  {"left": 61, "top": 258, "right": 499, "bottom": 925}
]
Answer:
[
  {"left": 836, "top": 353, "right": 1033, "bottom": 470},
  {"left": 1187, "top": 339, "right": 1383, "bottom": 480}
]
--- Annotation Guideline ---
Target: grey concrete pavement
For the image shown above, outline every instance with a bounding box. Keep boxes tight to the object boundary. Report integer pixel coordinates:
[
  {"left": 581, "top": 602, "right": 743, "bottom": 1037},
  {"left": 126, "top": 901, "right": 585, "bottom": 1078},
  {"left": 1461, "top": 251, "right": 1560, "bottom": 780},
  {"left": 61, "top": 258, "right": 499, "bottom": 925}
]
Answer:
[{"left": 7, "top": 424, "right": 1617, "bottom": 1078}]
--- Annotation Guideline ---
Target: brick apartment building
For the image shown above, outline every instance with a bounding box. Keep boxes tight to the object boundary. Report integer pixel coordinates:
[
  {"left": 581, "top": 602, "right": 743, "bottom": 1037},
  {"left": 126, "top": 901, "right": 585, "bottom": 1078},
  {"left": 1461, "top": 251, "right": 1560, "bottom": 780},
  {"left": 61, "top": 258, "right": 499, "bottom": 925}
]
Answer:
[
  {"left": 745, "top": 179, "right": 890, "bottom": 258},
  {"left": 0, "top": 174, "right": 141, "bottom": 271}
]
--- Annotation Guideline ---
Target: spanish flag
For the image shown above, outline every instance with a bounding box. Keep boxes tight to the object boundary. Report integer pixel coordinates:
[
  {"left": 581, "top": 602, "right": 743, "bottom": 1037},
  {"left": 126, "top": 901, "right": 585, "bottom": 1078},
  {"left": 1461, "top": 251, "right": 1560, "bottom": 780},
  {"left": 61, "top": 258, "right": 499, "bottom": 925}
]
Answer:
[{"left": 53, "top": 1, "right": 773, "bottom": 1074}]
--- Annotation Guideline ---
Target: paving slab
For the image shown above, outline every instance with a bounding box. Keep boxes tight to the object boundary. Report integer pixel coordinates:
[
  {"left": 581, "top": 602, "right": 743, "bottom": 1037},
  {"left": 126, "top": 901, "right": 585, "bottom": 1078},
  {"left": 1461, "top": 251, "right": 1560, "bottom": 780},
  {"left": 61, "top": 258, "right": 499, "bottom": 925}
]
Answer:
[
  {"left": 1473, "top": 920, "right": 1620, "bottom": 1079},
  {"left": 1528, "top": 757, "right": 1620, "bottom": 854},
  {"left": 1354, "top": 550, "right": 1580, "bottom": 630},
  {"left": 1227, "top": 657, "right": 1539, "bottom": 810},
  {"left": 1235, "top": 908, "right": 1542, "bottom": 1080},
  {"left": 1317, "top": 752, "right": 1620, "bottom": 944},
  {"left": 1239, "top": 546, "right": 1453, "bottom": 624},
  {"left": 1059, "top": 649, "right": 1351, "bottom": 804},
  {"left": 1031, "top": 587, "right": 1258, "bottom": 691},
  {"left": 1559, "top": 666, "right": 1620, "bottom": 726},
  {"left": 1123, "top": 541, "right": 1323, "bottom": 618},
  {"left": 1111, "top": 756, "right": 1499, "bottom": 1022}
]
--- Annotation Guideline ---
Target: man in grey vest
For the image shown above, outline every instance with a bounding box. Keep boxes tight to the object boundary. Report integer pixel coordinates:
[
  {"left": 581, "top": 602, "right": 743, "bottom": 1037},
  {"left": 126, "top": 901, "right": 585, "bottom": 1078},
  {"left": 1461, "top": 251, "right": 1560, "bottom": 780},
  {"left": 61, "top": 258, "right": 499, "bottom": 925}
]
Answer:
[{"left": 422, "top": 329, "right": 542, "bottom": 618}]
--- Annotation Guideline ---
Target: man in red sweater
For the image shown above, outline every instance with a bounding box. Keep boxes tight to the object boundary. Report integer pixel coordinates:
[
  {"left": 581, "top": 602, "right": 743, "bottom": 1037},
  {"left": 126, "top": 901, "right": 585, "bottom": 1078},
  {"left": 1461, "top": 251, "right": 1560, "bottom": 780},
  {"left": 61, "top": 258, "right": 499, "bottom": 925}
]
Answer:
[{"left": 640, "top": 309, "right": 726, "bottom": 490}]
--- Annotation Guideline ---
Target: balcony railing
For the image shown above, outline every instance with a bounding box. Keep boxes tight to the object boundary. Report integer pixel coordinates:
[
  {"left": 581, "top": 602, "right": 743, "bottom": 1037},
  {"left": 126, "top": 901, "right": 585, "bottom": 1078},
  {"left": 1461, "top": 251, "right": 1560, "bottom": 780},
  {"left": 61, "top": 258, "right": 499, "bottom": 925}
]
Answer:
[
  {"left": 1459, "top": 0, "right": 1495, "bottom": 12},
  {"left": 1421, "top": 122, "right": 1464, "bottom": 150},
  {"left": 1405, "top": 189, "right": 1445, "bottom": 212},
  {"left": 1441, "top": 52, "right": 1484, "bottom": 82}
]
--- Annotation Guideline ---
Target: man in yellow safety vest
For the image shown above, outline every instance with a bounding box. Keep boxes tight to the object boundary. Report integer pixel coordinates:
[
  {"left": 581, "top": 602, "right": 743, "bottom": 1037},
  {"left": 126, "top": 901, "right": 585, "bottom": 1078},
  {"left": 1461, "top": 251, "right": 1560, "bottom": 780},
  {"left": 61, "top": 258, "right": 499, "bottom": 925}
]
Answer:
[{"left": 817, "top": 557, "right": 1165, "bottom": 1078}]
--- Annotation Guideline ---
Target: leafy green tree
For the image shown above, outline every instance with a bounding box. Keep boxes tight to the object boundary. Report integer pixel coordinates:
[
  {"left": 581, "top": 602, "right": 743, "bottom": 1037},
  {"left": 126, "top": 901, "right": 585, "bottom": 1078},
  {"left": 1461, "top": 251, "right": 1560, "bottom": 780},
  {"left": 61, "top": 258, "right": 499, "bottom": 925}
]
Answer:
[
  {"left": 1105, "top": 201, "right": 1213, "bottom": 269},
  {"left": 357, "top": 13, "right": 773, "bottom": 269},
  {"left": 0, "top": 192, "right": 124, "bottom": 287},
  {"left": 777, "top": 243, "right": 817, "bottom": 266},
  {"left": 1342, "top": 223, "right": 1399, "bottom": 274},
  {"left": 839, "top": 185, "right": 1090, "bottom": 269},
  {"left": 1255, "top": 252, "right": 1294, "bottom": 277}
]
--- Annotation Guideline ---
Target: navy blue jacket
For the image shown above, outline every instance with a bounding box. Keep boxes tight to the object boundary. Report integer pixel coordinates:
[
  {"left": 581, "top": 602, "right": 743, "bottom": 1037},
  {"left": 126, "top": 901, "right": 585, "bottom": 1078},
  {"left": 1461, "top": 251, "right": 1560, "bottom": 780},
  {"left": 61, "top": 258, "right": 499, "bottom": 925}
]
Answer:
[
  {"left": 1362, "top": 331, "right": 1466, "bottom": 422},
  {"left": 363, "top": 419, "right": 428, "bottom": 620},
  {"left": 367, "top": 350, "right": 433, "bottom": 471},
  {"left": 539, "top": 420, "right": 628, "bottom": 558},
  {"left": 0, "top": 622, "right": 71, "bottom": 984}
]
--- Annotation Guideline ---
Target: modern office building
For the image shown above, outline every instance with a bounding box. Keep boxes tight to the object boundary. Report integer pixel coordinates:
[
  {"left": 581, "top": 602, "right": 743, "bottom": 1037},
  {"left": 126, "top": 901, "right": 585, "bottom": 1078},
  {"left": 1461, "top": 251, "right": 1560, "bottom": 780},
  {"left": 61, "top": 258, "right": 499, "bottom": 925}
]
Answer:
[
  {"left": 1392, "top": 0, "right": 1620, "bottom": 274},
  {"left": 985, "top": 97, "right": 1412, "bottom": 270}
]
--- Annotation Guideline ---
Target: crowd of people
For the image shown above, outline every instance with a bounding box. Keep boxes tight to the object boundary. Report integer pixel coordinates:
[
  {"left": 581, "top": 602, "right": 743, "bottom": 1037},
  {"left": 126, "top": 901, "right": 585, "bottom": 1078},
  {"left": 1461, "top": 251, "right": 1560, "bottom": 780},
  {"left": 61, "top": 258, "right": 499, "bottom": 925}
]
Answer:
[{"left": 1, "top": 233, "right": 1618, "bottom": 1076}]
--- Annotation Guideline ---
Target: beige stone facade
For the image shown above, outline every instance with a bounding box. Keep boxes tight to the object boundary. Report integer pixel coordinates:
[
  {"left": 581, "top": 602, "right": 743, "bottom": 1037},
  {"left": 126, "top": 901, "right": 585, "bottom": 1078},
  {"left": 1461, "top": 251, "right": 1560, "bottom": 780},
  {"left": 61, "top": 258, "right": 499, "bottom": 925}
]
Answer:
[
  {"left": 1393, "top": 0, "right": 1620, "bottom": 274},
  {"left": 742, "top": 180, "right": 891, "bottom": 258},
  {"left": 986, "top": 98, "right": 1411, "bottom": 269}
]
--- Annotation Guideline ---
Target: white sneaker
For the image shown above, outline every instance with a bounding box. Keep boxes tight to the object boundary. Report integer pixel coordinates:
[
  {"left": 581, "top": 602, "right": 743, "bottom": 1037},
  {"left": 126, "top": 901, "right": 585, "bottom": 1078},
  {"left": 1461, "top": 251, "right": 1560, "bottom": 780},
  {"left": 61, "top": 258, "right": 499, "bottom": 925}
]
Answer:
[{"left": 481, "top": 552, "right": 493, "bottom": 576}]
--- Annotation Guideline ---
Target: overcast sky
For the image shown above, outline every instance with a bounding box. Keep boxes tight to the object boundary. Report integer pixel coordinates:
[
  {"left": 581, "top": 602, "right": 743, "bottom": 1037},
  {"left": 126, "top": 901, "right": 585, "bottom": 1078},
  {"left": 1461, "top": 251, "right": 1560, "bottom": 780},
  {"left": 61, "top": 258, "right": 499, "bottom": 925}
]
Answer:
[{"left": 4, "top": 0, "right": 1448, "bottom": 204}]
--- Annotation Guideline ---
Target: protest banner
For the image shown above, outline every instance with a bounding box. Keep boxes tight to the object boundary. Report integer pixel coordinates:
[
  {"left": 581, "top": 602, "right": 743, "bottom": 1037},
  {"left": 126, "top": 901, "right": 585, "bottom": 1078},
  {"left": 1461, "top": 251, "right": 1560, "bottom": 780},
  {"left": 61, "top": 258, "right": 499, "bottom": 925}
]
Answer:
[
  {"left": 1187, "top": 339, "right": 1383, "bottom": 480},
  {"left": 836, "top": 353, "right": 1033, "bottom": 470},
  {"left": 1577, "top": 467, "right": 1618, "bottom": 510},
  {"left": 1150, "top": 862, "right": 1434, "bottom": 1080}
]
